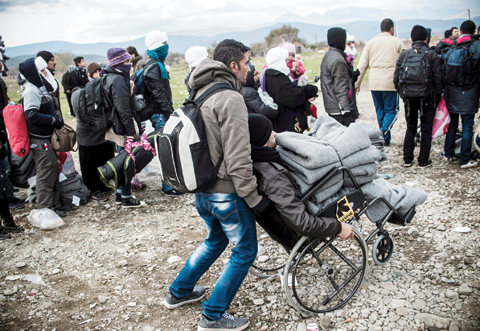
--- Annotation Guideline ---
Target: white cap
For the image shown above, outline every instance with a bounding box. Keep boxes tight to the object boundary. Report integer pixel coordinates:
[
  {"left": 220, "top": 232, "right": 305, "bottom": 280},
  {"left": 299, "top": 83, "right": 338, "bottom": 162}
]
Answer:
[
  {"left": 266, "top": 47, "right": 288, "bottom": 67},
  {"left": 35, "top": 56, "right": 47, "bottom": 71},
  {"left": 282, "top": 42, "right": 296, "bottom": 55},
  {"left": 145, "top": 30, "right": 168, "bottom": 51},
  {"left": 347, "top": 34, "right": 355, "bottom": 42},
  {"left": 185, "top": 46, "right": 208, "bottom": 69}
]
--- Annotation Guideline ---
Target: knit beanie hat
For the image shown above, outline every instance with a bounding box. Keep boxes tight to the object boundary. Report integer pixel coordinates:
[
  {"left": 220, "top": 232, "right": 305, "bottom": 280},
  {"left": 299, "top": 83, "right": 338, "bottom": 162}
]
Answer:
[
  {"left": 185, "top": 46, "right": 208, "bottom": 69},
  {"left": 145, "top": 30, "right": 168, "bottom": 51},
  {"left": 36, "top": 50, "right": 54, "bottom": 64},
  {"left": 282, "top": 42, "right": 296, "bottom": 55},
  {"left": 248, "top": 114, "right": 273, "bottom": 146},
  {"left": 107, "top": 47, "right": 131, "bottom": 67},
  {"left": 87, "top": 62, "right": 102, "bottom": 77},
  {"left": 411, "top": 25, "right": 428, "bottom": 42},
  {"left": 327, "top": 27, "right": 347, "bottom": 51}
]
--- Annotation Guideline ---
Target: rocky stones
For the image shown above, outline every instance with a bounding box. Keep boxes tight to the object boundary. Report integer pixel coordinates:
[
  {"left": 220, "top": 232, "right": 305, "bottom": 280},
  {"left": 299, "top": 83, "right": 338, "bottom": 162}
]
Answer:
[
  {"left": 414, "top": 313, "right": 450, "bottom": 330},
  {"left": 117, "top": 260, "right": 128, "bottom": 267},
  {"left": 127, "top": 302, "right": 136, "bottom": 307},
  {"left": 253, "top": 299, "right": 264, "bottom": 305},
  {"left": 471, "top": 281, "right": 480, "bottom": 288},
  {"left": 52, "top": 268, "right": 61, "bottom": 274},
  {"left": 412, "top": 299, "right": 426, "bottom": 310},
  {"left": 380, "top": 282, "right": 398, "bottom": 292},
  {"left": 458, "top": 284, "right": 472, "bottom": 295},
  {"left": 407, "top": 226, "right": 419, "bottom": 236},
  {"left": 16, "top": 262, "right": 26, "bottom": 268},
  {"left": 98, "top": 295, "right": 108, "bottom": 304},
  {"left": 167, "top": 256, "right": 181, "bottom": 263},
  {"left": 389, "top": 299, "right": 406, "bottom": 309},
  {"left": 3, "top": 286, "right": 18, "bottom": 296},
  {"left": 396, "top": 308, "right": 412, "bottom": 316}
]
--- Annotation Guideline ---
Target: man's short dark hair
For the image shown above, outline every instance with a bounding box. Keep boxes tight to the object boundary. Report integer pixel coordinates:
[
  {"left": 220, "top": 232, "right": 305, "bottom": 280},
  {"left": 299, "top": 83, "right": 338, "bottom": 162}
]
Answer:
[
  {"left": 444, "top": 30, "right": 452, "bottom": 39},
  {"left": 450, "top": 26, "right": 458, "bottom": 32},
  {"left": 213, "top": 39, "right": 250, "bottom": 68},
  {"left": 126, "top": 46, "right": 138, "bottom": 57},
  {"left": 381, "top": 18, "right": 394, "bottom": 32},
  {"left": 460, "top": 20, "right": 476, "bottom": 35},
  {"left": 73, "top": 56, "right": 84, "bottom": 67}
]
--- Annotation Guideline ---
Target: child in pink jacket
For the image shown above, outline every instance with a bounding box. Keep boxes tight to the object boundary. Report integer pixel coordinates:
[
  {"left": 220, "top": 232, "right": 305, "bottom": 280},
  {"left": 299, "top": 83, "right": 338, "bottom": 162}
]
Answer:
[{"left": 282, "top": 43, "right": 305, "bottom": 80}]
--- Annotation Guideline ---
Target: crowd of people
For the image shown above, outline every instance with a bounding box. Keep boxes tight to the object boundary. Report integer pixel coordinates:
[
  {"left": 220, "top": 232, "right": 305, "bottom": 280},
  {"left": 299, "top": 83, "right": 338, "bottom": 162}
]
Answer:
[{"left": 0, "top": 17, "right": 479, "bottom": 331}]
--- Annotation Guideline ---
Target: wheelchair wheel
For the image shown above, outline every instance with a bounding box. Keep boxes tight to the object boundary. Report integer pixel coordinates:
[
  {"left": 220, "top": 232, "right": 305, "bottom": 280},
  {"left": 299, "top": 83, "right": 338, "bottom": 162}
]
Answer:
[
  {"left": 250, "top": 231, "right": 289, "bottom": 278},
  {"left": 283, "top": 226, "right": 367, "bottom": 314},
  {"left": 372, "top": 233, "right": 394, "bottom": 265}
]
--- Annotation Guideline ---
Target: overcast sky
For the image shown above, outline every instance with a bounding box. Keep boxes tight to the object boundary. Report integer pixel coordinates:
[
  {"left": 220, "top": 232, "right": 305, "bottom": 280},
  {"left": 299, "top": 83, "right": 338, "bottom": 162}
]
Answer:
[{"left": 0, "top": 0, "right": 478, "bottom": 47}]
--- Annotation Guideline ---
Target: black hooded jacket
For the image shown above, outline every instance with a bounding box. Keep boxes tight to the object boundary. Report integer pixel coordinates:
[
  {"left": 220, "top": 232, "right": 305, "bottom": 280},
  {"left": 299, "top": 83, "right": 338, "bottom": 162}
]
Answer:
[
  {"left": 143, "top": 58, "right": 174, "bottom": 118},
  {"left": 264, "top": 69, "right": 317, "bottom": 133},
  {"left": 243, "top": 68, "right": 278, "bottom": 119},
  {"left": 102, "top": 66, "right": 139, "bottom": 136}
]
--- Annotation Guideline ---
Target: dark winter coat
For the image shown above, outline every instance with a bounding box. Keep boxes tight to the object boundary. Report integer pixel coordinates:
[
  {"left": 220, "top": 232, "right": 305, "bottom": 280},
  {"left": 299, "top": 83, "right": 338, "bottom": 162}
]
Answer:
[
  {"left": 253, "top": 161, "right": 341, "bottom": 241},
  {"left": 264, "top": 69, "right": 318, "bottom": 133},
  {"left": 434, "top": 38, "right": 454, "bottom": 55},
  {"left": 393, "top": 41, "right": 443, "bottom": 107},
  {"left": 321, "top": 48, "right": 357, "bottom": 118},
  {"left": 244, "top": 87, "right": 279, "bottom": 119},
  {"left": 102, "top": 66, "right": 139, "bottom": 136},
  {"left": 61, "top": 71, "right": 71, "bottom": 93},
  {"left": 143, "top": 58, "right": 174, "bottom": 118},
  {"left": 0, "top": 78, "right": 8, "bottom": 143},
  {"left": 68, "top": 67, "right": 89, "bottom": 89},
  {"left": 441, "top": 36, "right": 480, "bottom": 115}
]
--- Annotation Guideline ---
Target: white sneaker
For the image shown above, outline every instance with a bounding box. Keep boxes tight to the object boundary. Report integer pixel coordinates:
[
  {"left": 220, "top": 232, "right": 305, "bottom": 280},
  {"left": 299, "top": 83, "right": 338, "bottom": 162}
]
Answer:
[{"left": 460, "top": 160, "right": 478, "bottom": 169}]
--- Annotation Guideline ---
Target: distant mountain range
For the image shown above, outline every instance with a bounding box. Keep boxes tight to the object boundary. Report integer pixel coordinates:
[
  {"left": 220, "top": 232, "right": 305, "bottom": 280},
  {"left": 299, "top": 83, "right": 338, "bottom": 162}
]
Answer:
[{"left": 6, "top": 16, "right": 480, "bottom": 59}]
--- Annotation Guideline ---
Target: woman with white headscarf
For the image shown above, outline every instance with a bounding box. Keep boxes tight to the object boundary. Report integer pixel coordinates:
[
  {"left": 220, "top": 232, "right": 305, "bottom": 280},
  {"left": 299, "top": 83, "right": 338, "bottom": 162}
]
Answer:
[{"left": 261, "top": 47, "right": 318, "bottom": 133}]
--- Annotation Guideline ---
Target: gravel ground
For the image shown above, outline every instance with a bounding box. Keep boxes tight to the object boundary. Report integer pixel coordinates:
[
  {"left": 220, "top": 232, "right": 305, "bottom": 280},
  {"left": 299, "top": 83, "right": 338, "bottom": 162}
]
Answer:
[{"left": 0, "top": 88, "right": 479, "bottom": 331}]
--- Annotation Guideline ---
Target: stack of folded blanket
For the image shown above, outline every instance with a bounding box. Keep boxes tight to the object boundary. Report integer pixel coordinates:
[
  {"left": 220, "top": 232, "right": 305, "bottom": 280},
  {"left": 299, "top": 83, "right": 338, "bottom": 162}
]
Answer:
[{"left": 276, "top": 114, "right": 427, "bottom": 222}]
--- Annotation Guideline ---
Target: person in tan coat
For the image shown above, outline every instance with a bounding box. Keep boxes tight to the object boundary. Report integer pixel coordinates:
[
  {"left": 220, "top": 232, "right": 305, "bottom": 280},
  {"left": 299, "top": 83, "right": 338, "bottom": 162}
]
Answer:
[{"left": 355, "top": 18, "right": 405, "bottom": 146}]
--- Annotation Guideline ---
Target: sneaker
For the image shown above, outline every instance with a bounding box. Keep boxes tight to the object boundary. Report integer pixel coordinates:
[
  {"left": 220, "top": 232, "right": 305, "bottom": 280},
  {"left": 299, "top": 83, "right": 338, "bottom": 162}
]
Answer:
[
  {"left": 121, "top": 196, "right": 143, "bottom": 208},
  {"left": 8, "top": 197, "right": 26, "bottom": 210},
  {"left": 460, "top": 160, "right": 478, "bottom": 169},
  {"left": 115, "top": 193, "right": 122, "bottom": 205},
  {"left": 418, "top": 160, "right": 433, "bottom": 168},
  {"left": 444, "top": 156, "right": 456, "bottom": 163},
  {"left": 198, "top": 312, "right": 249, "bottom": 331},
  {"left": 163, "top": 188, "right": 185, "bottom": 197},
  {"left": 0, "top": 227, "right": 12, "bottom": 240},
  {"left": 90, "top": 191, "right": 109, "bottom": 202},
  {"left": 163, "top": 286, "right": 206, "bottom": 309},
  {"left": 3, "top": 216, "right": 24, "bottom": 233},
  {"left": 131, "top": 176, "right": 147, "bottom": 191},
  {"left": 403, "top": 162, "right": 413, "bottom": 168},
  {"left": 52, "top": 209, "right": 66, "bottom": 217}
]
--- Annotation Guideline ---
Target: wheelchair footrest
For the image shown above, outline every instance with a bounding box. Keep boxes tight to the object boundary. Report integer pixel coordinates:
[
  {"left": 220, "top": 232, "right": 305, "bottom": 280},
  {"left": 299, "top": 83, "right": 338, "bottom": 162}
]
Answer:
[{"left": 386, "top": 206, "right": 416, "bottom": 226}]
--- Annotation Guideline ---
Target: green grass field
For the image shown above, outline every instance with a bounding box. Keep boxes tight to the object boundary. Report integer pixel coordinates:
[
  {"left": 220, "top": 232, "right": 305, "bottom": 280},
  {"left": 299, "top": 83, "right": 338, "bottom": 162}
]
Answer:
[{"left": 4, "top": 50, "right": 368, "bottom": 124}]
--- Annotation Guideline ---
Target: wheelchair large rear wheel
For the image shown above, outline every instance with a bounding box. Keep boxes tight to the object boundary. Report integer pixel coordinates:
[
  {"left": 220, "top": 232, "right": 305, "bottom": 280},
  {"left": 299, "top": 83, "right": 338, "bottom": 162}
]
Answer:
[
  {"left": 250, "top": 229, "right": 289, "bottom": 278},
  {"left": 283, "top": 226, "right": 367, "bottom": 314}
]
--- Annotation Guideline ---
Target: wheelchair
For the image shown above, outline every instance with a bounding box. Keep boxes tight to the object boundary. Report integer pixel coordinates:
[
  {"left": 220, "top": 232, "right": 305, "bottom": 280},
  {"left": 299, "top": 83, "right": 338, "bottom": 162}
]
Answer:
[{"left": 251, "top": 166, "right": 416, "bottom": 315}]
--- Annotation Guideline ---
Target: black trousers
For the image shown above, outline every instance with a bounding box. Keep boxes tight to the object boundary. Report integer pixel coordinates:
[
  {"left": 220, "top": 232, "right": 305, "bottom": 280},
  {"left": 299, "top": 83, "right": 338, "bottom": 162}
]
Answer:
[
  {"left": 403, "top": 99, "right": 436, "bottom": 165},
  {"left": 66, "top": 93, "right": 74, "bottom": 116},
  {"left": 79, "top": 143, "right": 115, "bottom": 193}
]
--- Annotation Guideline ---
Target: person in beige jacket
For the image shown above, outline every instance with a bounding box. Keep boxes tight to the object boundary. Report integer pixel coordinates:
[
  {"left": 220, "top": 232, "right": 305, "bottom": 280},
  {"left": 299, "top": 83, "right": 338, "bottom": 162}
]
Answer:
[
  {"left": 356, "top": 18, "right": 405, "bottom": 146},
  {"left": 163, "top": 39, "right": 269, "bottom": 331}
]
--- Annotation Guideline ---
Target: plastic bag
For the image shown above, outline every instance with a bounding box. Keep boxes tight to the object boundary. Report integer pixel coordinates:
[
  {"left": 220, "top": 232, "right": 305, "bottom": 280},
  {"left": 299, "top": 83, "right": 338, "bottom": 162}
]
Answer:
[
  {"left": 257, "top": 87, "right": 278, "bottom": 110},
  {"left": 432, "top": 96, "right": 450, "bottom": 139},
  {"left": 57, "top": 152, "right": 76, "bottom": 175},
  {"left": 27, "top": 208, "right": 65, "bottom": 230}
]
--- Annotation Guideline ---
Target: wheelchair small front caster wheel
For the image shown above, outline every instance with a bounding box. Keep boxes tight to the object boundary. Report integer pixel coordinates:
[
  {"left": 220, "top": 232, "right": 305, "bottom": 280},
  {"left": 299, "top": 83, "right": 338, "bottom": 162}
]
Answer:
[{"left": 372, "top": 233, "right": 394, "bottom": 265}]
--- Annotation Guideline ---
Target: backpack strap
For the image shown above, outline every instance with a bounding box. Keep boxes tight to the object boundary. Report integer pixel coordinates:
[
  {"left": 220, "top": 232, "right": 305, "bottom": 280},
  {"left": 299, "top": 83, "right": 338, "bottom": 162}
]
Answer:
[{"left": 187, "top": 82, "right": 233, "bottom": 107}]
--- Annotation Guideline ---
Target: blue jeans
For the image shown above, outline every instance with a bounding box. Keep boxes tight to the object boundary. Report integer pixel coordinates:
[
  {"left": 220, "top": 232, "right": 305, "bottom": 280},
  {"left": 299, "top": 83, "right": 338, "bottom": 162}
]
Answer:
[
  {"left": 150, "top": 113, "right": 175, "bottom": 192},
  {"left": 169, "top": 192, "right": 257, "bottom": 320},
  {"left": 371, "top": 91, "right": 399, "bottom": 145},
  {"left": 116, "top": 146, "right": 132, "bottom": 197},
  {"left": 444, "top": 113, "right": 475, "bottom": 165}
]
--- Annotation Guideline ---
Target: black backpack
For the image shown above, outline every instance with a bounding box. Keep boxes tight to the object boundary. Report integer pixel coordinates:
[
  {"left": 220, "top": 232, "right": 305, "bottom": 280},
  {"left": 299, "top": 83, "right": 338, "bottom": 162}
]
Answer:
[
  {"left": 397, "top": 47, "right": 432, "bottom": 100},
  {"left": 76, "top": 76, "right": 113, "bottom": 132},
  {"left": 155, "top": 83, "right": 232, "bottom": 193},
  {"left": 442, "top": 39, "right": 476, "bottom": 86}
]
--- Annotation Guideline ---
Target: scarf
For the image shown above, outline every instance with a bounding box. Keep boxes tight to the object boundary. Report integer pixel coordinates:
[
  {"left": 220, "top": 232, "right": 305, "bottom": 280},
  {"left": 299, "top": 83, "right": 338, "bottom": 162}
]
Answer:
[
  {"left": 146, "top": 44, "right": 169, "bottom": 80},
  {"left": 251, "top": 145, "right": 288, "bottom": 168},
  {"left": 41, "top": 69, "right": 58, "bottom": 92},
  {"left": 115, "top": 63, "right": 132, "bottom": 73}
]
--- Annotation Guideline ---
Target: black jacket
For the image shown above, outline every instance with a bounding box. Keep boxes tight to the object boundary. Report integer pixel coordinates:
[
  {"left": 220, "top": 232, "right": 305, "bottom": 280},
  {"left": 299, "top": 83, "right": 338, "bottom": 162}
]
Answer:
[
  {"left": 320, "top": 48, "right": 357, "bottom": 117},
  {"left": 143, "top": 58, "right": 174, "bottom": 118},
  {"left": 253, "top": 161, "right": 341, "bottom": 249},
  {"left": 393, "top": 41, "right": 443, "bottom": 107},
  {"left": 443, "top": 36, "right": 480, "bottom": 115},
  {"left": 243, "top": 87, "right": 279, "bottom": 119},
  {"left": 434, "top": 38, "right": 454, "bottom": 55},
  {"left": 102, "top": 66, "right": 139, "bottom": 136},
  {"left": 264, "top": 69, "right": 318, "bottom": 133},
  {"left": 68, "top": 67, "right": 89, "bottom": 89},
  {"left": 0, "top": 78, "right": 8, "bottom": 143},
  {"left": 61, "top": 71, "right": 71, "bottom": 94}
]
